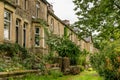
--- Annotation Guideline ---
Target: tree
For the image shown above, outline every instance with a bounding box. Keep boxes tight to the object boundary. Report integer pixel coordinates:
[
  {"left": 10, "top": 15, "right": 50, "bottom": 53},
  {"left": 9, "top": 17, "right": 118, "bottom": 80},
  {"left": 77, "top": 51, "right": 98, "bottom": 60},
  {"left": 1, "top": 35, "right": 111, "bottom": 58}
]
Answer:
[
  {"left": 73, "top": 0, "right": 120, "bottom": 49},
  {"left": 73, "top": 1, "right": 120, "bottom": 79}
]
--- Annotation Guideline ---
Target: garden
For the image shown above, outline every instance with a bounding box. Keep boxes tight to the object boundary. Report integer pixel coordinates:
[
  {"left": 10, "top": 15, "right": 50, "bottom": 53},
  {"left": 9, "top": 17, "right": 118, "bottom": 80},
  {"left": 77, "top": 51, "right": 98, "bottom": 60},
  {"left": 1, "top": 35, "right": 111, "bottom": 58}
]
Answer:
[
  {"left": 0, "top": 0, "right": 120, "bottom": 79},
  {"left": 0, "top": 33, "right": 120, "bottom": 80}
]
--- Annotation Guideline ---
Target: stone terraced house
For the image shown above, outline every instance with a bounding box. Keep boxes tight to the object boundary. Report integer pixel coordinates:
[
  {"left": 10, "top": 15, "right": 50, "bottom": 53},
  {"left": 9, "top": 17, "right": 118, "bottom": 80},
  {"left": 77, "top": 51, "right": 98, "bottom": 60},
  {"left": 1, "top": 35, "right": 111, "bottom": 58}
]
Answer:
[{"left": 0, "top": 0, "right": 97, "bottom": 55}]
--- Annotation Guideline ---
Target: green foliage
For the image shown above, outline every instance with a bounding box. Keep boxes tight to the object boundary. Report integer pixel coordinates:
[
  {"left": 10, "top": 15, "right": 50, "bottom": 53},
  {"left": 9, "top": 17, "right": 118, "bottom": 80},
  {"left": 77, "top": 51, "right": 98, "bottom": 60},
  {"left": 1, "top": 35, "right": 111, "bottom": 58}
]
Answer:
[
  {"left": 64, "top": 27, "right": 68, "bottom": 38},
  {"left": 88, "top": 68, "right": 93, "bottom": 71},
  {"left": 8, "top": 70, "right": 63, "bottom": 80},
  {"left": 79, "top": 65, "right": 85, "bottom": 72},
  {"left": 77, "top": 49, "right": 89, "bottom": 66},
  {"left": 0, "top": 43, "right": 29, "bottom": 71},
  {"left": 0, "top": 43, "right": 45, "bottom": 71},
  {"left": 46, "top": 34, "right": 82, "bottom": 65},
  {"left": 43, "top": 52, "right": 54, "bottom": 64},
  {"left": 90, "top": 40, "right": 120, "bottom": 80},
  {"left": 73, "top": 0, "right": 120, "bottom": 49},
  {"left": 0, "top": 43, "right": 28, "bottom": 58},
  {"left": 48, "top": 70, "right": 63, "bottom": 78},
  {"left": 8, "top": 71, "right": 103, "bottom": 80}
]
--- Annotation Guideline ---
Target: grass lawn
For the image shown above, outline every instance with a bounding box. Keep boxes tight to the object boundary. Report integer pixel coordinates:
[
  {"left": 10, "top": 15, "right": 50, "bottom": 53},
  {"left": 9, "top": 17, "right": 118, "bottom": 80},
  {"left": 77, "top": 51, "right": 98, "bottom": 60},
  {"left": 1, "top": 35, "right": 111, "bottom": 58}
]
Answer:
[
  {"left": 8, "top": 71, "right": 103, "bottom": 80},
  {"left": 56, "top": 71, "right": 103, "bottom": 80},
  {"left": 71, "top": 71, "right": 103, "bottom": 80}
]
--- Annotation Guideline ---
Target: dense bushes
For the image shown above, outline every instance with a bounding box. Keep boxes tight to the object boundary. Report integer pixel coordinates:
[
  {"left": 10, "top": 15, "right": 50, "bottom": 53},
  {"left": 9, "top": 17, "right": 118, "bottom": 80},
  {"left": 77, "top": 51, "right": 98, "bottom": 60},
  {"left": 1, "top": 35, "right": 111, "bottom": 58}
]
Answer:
[
  {"left": 77, "top": 49, "right": 89, "bottom": 66},
  {"left": 0, "top": 43, "right": 28, "bottom": 58},
  {"left": 90, "top": 40, "right": 120, "bottom": 80},
  {"left": 47, "top": 35, "right": 82, "bottom": 65},
  {"left": 0, "top": 43, "right": 45, "bottom": 72}
]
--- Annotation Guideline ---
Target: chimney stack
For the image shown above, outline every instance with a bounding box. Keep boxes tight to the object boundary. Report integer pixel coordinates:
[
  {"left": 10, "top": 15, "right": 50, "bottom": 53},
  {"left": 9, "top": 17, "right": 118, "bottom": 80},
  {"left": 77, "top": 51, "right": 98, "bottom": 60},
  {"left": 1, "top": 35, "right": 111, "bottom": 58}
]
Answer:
[
  {"left": 47, "top": 3, "right": 54, "bottom": 13},
  {"left": 62, "top": 20, "right": 70, "bottom": 26}
]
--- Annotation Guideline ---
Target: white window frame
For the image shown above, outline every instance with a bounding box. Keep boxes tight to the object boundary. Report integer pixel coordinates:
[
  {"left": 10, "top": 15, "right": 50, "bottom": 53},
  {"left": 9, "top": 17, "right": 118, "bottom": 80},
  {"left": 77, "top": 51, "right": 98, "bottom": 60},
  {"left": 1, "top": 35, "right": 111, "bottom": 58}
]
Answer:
[{"left": 4, "top": 10, "right": 12, "bottom": 40}]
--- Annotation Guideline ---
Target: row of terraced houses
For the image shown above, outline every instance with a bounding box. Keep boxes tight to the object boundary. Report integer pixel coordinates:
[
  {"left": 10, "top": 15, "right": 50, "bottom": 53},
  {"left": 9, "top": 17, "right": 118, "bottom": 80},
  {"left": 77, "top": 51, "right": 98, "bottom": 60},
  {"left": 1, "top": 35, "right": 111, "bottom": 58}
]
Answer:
[{"left": 0, "top": 0, "right": 97, "bottom": 55}]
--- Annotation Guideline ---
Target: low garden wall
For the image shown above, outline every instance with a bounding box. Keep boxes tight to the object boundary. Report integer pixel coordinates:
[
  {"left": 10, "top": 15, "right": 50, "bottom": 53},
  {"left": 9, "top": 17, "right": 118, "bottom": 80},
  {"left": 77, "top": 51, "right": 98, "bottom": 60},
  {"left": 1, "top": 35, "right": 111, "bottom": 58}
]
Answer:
[{"left": 0, "top": 70, "right": 41, "bottom": 78}]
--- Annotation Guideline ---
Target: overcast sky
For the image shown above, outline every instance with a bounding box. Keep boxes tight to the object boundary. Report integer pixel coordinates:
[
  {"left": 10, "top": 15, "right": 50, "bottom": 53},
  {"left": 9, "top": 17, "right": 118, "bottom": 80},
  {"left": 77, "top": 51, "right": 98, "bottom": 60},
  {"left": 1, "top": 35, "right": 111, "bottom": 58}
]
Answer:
[{"left": 47, "top": 0, "right": 78, "bottom": 24}]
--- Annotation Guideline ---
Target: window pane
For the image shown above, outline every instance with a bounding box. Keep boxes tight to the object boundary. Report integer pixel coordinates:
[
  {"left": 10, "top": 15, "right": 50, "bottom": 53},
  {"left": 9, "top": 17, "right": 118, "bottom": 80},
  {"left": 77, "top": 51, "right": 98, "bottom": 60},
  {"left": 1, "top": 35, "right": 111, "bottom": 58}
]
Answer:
[
  {"left": 4, "top": 11, "right": 11, "bottom": 21},
  {"left": 50, "top": 18, "right": 54, "bottom": 31},
  {"left": 35, "top": 28, "right": 39, "bottom": 34},
  {"left": 16, "top": 20, "right": 19, "bottom": 26},
  {"left": 16, "top": 27, "right": 19, "bottom": 43},
  {"left": 35, "top": 27, "right": 40, "bottom": 46},
  {"left": 16, "top": 20, "right": 20, "bottom": 43},
  {"left": 23, "top": 23, "right": 27, "bottom": 47},
  {"left": 4, "top": 10, "right": 11, "bottom": 40},
  {"left": 4, "top": 22, "right": 10, "bottom": 39},
  {"left": 35, "top": 35, "right": 40, "bottom": 46},
  {"left": 23, "top": 29, "right": 26, "bottom": 47},
  {"left": 24, "top": 0, "right": 28, "bottom": 10},
  {"left": 36, "top": 2, "right": 40, "bottom": 18}
]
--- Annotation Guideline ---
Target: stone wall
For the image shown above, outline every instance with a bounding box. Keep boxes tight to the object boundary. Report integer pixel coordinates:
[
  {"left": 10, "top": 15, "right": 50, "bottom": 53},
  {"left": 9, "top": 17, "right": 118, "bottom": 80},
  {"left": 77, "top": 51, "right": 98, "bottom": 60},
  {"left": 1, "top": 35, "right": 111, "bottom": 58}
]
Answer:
[
  {"left": 0, "top": 1, "right": 4, "bottom": 43},
  {"left": 47, "top": 11, "right": 65, "bottom": 37}
]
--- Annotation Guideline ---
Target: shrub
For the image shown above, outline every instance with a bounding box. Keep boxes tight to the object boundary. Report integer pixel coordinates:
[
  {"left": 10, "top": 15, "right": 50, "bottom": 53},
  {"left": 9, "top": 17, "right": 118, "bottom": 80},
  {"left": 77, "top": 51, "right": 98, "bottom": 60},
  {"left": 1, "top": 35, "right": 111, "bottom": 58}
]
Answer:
[
  {"left": 47, "top": 35, "right": 82, "bottom": 65},
  {"left": 79, "top": 65, "right": 85, "bottom": 71},
  {"left": 43, "top": 52, "right": 54, "bottom": 64},
  {"left": 0, "top": 43, "right": 28, "bottom": 58},
  {"left": 49, "top": 69, "right": 63, "bottom": 78},
  {"left": 0, "top": 43, "right": 45, "bottom": 71},
  {"left": 90, "top": 40, "right": 120, "bottom": 80},
  {"left": 77, "top": 49, "right": 89, "bottom": 66}
]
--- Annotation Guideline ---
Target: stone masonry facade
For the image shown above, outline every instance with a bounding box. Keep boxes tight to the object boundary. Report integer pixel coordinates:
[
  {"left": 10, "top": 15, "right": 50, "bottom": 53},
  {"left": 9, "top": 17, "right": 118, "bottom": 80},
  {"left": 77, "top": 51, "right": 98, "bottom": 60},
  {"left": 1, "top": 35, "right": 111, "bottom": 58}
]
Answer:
[{"left": 0, "top": 0, "right": 97, "bottom": 55}]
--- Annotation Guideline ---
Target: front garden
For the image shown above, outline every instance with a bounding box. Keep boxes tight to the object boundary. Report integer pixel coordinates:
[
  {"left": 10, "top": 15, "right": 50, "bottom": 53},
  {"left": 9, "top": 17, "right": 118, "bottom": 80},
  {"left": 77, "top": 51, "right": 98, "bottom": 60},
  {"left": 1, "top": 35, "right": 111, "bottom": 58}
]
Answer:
[{"left": 0, "top": 34, "right": 120, "bottom": 80}]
